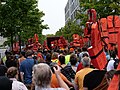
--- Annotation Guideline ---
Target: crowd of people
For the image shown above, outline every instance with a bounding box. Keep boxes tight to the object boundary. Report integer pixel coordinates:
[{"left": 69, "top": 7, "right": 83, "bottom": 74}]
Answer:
[{"left": 0, "top": 47, "right": 119, "bottom": 90}]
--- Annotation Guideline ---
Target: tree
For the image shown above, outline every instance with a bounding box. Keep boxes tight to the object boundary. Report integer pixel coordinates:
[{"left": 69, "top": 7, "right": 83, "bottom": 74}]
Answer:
[
  {"left": 0, "top": 0, "right": 48, "bottom": 50},
  {"left": 55, "top": 20, "right": 83, "bottom": 42},
  {"left": 77, "top": 0, "right": 120, "bottom": 27}
]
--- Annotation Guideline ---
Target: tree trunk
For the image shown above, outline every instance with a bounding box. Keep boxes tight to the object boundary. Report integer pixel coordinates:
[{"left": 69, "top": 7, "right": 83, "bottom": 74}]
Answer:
[
  {"left": 11, "top": 33, "right": 13, "bottom": 53},
  {"left": 19, "top": 33, "right": 21, "bottom": 54}
]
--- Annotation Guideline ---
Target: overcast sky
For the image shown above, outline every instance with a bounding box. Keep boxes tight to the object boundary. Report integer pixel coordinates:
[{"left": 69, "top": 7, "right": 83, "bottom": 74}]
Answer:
[{"left": 38, "top": 0, "right": 68, "bottom": 35}]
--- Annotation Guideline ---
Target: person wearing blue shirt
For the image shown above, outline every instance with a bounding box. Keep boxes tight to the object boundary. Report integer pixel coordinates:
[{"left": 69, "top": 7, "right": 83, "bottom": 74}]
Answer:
[{"left": 20, "top": 50, "right": 35, "bottom": 89}]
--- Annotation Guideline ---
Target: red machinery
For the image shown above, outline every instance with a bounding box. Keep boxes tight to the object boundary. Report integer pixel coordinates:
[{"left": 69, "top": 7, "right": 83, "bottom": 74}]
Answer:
[
  {"left": 70, "top": 34, "right": 84, "bottom": 48},
  {"left": 99, "top": 15, "right": 120, "bottom": 90},
  {"left": 43, "top": 40, "right": 49, "bottom": 50},
  {"left": 27, "top": 34, "right": 42, "bottom": 52},
  {"left": 58, "top": 36, "right": 68, "bottom": 49},
  {"left": 46, "top": 36, "right": 68, "bottom": 50},
  {"left": 84, "top": 9, "right": 107, "bottom": 70},
  {"left": 84, "top": 9, "right": 120, "bottom": 89},
  {"left": 99, "top": 16, "right": 120, "bottom": 50}
]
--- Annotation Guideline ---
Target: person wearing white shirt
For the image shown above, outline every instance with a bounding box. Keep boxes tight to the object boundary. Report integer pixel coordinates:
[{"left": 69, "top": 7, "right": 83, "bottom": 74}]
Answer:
[
  {"left": 106, "top": 58, "right": 115, "bottom": 71},
  {"left": 7, "top": 67, "right": 28, "bottom": 90}
]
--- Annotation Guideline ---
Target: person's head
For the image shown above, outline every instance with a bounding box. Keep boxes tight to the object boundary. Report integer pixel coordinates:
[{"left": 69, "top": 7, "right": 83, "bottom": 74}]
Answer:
[
  {"left": 82, "top": 53, "right": 89, "bottom": 57},
  {"left": 81, "top": 57, "right": 91, "bottom": 67},
  {"left": 46, "top": 53, "right": 51, "bottom": 62},
  {"left": 59, "top": 50, "right": 64, "bottom": 55},
  {"left": 70, "top": 53, "right": 78, "bottom": 66},
  {"left": 82, "top": 47, "right": 88, "bottom": 52},
  {"left": 7, "top": 67, "right": 18, "bottom": 78},
  {"left": 59, "top": 55, "right": 65, "bottom": 65},
  {"left": 74, "top": 49, "right": 77, "bottom": 54},
  {"left": 77, "top": 48, "right": 81, "bottom": 53},
  {"left": 51, "top": 52, "right": 58, "bottom": 59},
  {"left": 110, "top": 50, "right": 116, "bottom": 59},
  {"left": 19, "top": 51, "right": 26, "bottom": 58},
  {"left": 7, "top": 55, "right": 13, "bottom": 60},
  {"left": 33, "top": 63, "right": 52, "bottom": 88},
  {"left": 69, "top": 48, "right": 74, "bottom": 53},
  {"left": 44, "top": 49, "right": 48, "bottom": 53},
  {"left": 25, "top": 50, "right": 33, "bottom": 57}
]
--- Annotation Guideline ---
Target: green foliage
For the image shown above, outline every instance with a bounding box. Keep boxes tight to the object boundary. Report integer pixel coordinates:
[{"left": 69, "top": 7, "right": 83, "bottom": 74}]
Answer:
[
  {"left": 0, "top": 0, "right": 49, "bottom": 45},
  {"left": 55, "top": 20, "right": 83, "bottom": 42},
  {"left": 77, "top": 0, "right": 120, "bottom": 27},
  {"left": 55, "top": 0, "right": 120, "bottom": 43}
]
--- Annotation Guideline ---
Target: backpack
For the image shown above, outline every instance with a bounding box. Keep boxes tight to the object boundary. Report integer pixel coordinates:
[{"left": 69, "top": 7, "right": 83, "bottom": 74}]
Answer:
[{"left": 60, "top": 65, "right": 76, "bottom": 82}]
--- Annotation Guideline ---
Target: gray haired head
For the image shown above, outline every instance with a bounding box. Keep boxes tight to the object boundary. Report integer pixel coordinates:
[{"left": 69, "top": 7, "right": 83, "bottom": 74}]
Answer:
[
  {"left": 33, "top": 63, "right": 52, "bottom": 88},
  {"left": 81, "top": 57, "right": 91, "bottom": 67}
]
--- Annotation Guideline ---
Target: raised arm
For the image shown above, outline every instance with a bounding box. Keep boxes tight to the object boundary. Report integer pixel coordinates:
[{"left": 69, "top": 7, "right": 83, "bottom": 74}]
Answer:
[{"left": 53, "top": 65, "right": 69, "bottom": 90}]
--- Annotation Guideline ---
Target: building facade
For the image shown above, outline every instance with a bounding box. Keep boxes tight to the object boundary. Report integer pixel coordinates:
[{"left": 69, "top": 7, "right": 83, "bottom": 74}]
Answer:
[{"left": 65, "top": 0, "right": 80, "bottom": 24}]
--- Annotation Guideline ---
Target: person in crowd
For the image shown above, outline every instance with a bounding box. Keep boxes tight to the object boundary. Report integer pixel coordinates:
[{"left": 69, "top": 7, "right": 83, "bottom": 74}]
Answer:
[
  {"left": 1, "top": 50, "right": 11, "bottom": 65},
  {"left": 70, "top": 53, "right": 78, "bottom": 72},
  {"left": 83, "top": 70, "right": 106, "bottom": 90},
  {"left": 32, "top": 63, "right": 69, "bottom": 90},
  {"left": 65, "top": 48, "right": 74, "bottom": 65},
  {"left": 32, "top": 52, "right": 38, "bottom": 64},
  {"left": 104, "top": 48, "right": 110, "bottom": 61},
  {"left": 106, "top": 50, "right": 119, "bottom": 71},
  {"left": 79, "top": 47, "right": 89, "bottom": 62},
  {"left": 77, "top": 48, "right": 82, "bottom": 59},
  {"left": 37, "top": 50, "right": 45, "bottom": 63},
  {"left": 76, "top": 53, "right": 89, "bottom": 72},
  {"left": 59, "top": 55, "right": 66, "bottom": 68},
  {"left": 51, "top": 52, "right": 59, "bottom": 63},
  {"left": 74, "top": 49, "right": 80, "bottom": 58},
  {"left": 45, "top": 53, "right": 52, "bottom": 65},
  {"left": 20, "top": 50, "right": 35, "bottom": 89},
  {"left": 7, "top": 66, "right": 28, "bottom": 90},
  {"left": 59, "top": 50, "right": 65, "bottom": 56},
  {"left": 5, "top": 55, "right": 17, "bottom": 68},
  {"left": 60, "top": 54, "right": 77, "bottom": 82},
  {"left": 0, "top": 59, "right": 7, "bottom": 76},
  {"left": 83, "top": 70, "right": 116, "bottom": 90},
  {"left": 43, "top": 48, "right": 48, "bottom": 60},
  {"left": 49, "top": 62, "right": 73, "bottom": 88},
  {"left": 0, "top": 76, "right": 12, "bottom": 90},
  {"left": 0, "top": 57, "right": 8, "bottom": 90},
  {"left": 18, "top": 51, "right": 26, "bottom": 66},
  {"left": 74, "top": 57, "right": 94, "bottom": 90},
  {"left": 17, "top": 51, "right": 26, "bottom": 82}
]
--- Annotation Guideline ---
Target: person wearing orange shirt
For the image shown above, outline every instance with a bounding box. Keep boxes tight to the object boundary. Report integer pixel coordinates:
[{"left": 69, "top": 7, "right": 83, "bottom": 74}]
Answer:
[
  {"left": 74, "top": 57, "right": 94, "bottom": 90},
  {"left": 50, "top": 62, "right": 73, "bottom": 88},
  {"left": 51, "top": 73, "right": 73, "bottom": 88}
]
